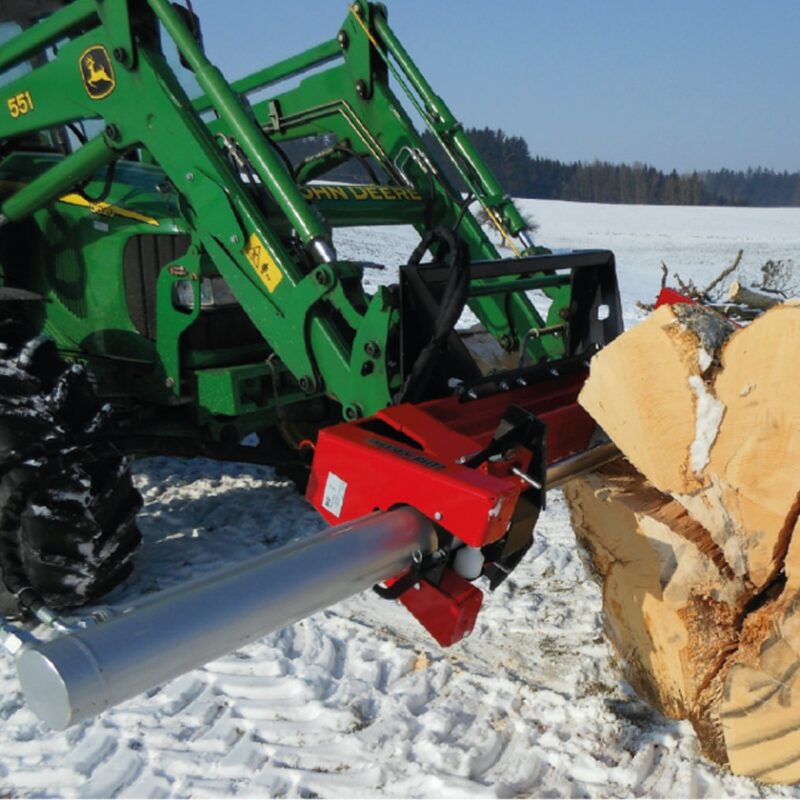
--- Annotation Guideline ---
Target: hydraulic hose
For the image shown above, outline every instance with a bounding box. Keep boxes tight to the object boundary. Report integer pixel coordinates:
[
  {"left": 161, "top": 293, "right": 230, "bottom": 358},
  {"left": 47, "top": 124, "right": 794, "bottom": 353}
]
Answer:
[{"left": 398, "top": 228, "right": 470, "bottom": 404}]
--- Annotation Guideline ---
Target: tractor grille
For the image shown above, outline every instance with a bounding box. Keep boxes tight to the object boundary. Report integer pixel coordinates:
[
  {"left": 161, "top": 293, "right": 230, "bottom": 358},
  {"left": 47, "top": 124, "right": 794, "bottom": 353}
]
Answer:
[
  {"left": 122, "top": 233, "right": 262, "bottom": 349},
  {"left": 123, "top": 233, "right": 190, "bottom": 339}
]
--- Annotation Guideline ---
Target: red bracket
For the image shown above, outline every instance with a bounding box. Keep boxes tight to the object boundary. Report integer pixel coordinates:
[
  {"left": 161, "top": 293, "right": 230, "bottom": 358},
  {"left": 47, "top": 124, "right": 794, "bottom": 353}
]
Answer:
[
  {"left": 396, "top": 568, "right": 483, "bottom": 647},
  {"left": 306, "top": 370, "right": 596, "bottom": 647}
]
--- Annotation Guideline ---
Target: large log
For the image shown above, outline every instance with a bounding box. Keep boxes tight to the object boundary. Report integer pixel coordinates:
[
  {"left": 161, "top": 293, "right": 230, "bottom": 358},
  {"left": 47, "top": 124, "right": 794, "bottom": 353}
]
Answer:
[
  {"left": 565, "top": 462, "right": 747, "bottom": 723},
  {"left": 720, "top": 523, "right": 800, "bottom": 783},
  {"left": 567, "top": 302, "right": 800, "bottom": 781},
  {"left": 580, "top": 303, "right": 800, "bottom": 590},
  {"left": 578, "top": 303, "right": 734, "bottom": 497}
]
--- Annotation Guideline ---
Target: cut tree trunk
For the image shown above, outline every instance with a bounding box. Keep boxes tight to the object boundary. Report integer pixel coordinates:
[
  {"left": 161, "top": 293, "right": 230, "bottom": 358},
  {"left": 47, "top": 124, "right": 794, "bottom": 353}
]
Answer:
[
  {"left": 727, "top": 280, "right": 781, "bottom": 311},
  {"left": 565, "top": 301, "right": 800, "bottom": 782}
]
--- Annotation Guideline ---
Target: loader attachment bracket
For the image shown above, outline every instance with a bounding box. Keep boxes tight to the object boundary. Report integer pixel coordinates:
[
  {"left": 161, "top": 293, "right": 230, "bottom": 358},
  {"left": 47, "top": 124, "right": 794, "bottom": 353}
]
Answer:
[{"left": 399, "top": 249, "right": 622, "bottom": 396}]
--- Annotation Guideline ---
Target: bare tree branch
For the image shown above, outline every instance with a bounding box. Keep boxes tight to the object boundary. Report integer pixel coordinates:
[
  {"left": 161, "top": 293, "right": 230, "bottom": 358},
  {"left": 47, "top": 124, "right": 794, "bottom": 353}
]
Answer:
[
  {"left": 703, "top": 249, "right": 744, "bottom": 298},
  {"left": 673, "top": 273, "right": 697, "bottom": 297}
]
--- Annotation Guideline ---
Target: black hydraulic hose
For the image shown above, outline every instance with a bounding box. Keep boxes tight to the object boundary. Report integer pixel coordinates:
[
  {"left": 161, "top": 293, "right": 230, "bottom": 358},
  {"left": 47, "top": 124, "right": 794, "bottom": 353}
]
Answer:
[
  {"left": 78, "top": 158, "right": 117, "bottom": 204},
  {"left": 397, "top": 227, "right": 470, "bottom": 404},
  {"left": 333, "top": 144, "right": 382, "bottom": 185},
  {"left": 453, "top": 192, "right": 475, "bottom": 233},
  {"left": 266, "top": 137, "right": 296, "bottom": 180},
  {"left": 67, "top": 123, "right": 88, "bottom": 145}
]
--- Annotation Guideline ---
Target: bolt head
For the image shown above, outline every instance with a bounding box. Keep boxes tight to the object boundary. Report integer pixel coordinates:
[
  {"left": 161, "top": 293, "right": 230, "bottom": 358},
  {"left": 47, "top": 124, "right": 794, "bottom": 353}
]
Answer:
[
  {"left": 230, "top": 234, "right": 240, "bottom": 245},
  {"left": 434, "top": 511, "right": 443, "bottom": 521},
  {"left": 299, "top": 375, "right": 316, "bottom": 394},
  {"left": 355, "top": 79, "right": 370, "bottom": 99},
  {"left": 344, "top": 404, "right": 361, "bottom": 420}
]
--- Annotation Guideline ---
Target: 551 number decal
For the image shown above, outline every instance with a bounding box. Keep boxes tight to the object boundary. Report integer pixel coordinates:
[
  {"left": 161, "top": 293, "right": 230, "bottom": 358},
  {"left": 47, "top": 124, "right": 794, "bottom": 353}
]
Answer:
[{"left": 7, "top": 91, "right": 34, "bottom": 119}]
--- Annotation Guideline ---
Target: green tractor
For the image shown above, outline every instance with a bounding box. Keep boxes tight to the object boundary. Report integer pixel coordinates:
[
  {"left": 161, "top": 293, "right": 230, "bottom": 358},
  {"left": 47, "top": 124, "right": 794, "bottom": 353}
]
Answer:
[{"left": 0, "top": 0, "right": 622, "bottom": 727}]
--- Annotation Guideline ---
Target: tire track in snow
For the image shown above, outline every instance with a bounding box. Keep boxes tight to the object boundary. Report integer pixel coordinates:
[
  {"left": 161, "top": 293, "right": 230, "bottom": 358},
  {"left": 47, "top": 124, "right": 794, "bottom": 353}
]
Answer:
[
  {"left": 0, "top": 458, "right": 788, "bottom": 798},
  {"left": 0, "top": 434, "right": 787, "bottom": 799}
]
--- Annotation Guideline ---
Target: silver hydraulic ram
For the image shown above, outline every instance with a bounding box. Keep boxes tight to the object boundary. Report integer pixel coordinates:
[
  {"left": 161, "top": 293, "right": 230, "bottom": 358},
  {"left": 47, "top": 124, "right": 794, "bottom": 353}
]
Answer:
[{"left": 15, "top": 507, "right": 437, "bottom": 731}]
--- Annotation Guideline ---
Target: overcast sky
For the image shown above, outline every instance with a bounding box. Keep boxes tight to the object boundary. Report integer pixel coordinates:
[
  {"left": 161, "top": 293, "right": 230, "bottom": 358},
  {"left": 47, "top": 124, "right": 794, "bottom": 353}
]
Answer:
[{"left": 189, "top": 0, "right": 799, "bottom": 174}]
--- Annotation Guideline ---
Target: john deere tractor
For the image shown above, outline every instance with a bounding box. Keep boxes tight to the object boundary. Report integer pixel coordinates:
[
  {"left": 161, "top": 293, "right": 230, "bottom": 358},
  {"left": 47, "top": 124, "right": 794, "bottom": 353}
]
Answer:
[{"left": 0, "top": 0, "right": 622, "bottom": 727}]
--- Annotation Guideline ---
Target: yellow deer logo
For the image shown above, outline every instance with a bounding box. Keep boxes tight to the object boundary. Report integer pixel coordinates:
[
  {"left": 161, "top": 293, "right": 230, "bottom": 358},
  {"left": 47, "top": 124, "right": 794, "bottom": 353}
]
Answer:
[
  {"left": 79, "top": 46, "right": 116, "bottom": 100},
  {"left": 85, "top": 55, "right": 112, "bottom": 87}
]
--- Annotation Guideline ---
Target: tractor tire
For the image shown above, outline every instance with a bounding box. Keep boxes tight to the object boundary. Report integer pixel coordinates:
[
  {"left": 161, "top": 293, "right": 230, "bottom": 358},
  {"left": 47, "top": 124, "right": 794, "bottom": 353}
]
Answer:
[{"left": 0, "top": 326, "right": 142, "bottom": 618}]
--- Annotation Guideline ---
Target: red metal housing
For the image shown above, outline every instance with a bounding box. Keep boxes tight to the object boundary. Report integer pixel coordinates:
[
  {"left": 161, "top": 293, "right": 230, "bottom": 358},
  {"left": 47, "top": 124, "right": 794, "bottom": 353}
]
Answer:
[
  {"left": 306, "top": 370, "right": 596, "bottom": 647},
  {"left": 308, "top": 370, "right": 594, "bottom": 545}
]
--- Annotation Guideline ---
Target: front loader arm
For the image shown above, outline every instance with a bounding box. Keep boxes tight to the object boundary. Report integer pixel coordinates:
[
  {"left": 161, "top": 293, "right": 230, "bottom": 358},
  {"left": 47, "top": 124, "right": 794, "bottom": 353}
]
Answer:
[
  {"left": 0, "top": 0, "right": 400, "bottom": 416},
  {"left": 200, "top": 1, "right": 567, "bottom": 361}
]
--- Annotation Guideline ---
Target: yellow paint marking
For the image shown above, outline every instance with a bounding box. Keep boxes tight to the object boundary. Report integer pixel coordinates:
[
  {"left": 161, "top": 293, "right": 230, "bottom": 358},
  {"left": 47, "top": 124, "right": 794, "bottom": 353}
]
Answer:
[
  {"left": 299, "top": 184, "right": 423, "bottom": 202},
  {"left": 243, "top": 233, "right": 283, "bottom": 293},
  {"left": 7, "top": 90, "right": 34, "bottom": 119},
  {"left": 0, "top": 180, "right": 160, "bottom": 227},
  {"left": 58, "top": 193, "right": 160, "bottom": 226}
]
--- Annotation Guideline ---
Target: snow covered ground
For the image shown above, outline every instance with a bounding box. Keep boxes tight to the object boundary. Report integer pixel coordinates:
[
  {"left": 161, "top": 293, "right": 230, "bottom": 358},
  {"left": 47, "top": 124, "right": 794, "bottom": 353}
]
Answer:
[{"left": 2, "top": 200, "right": 800, "bottom": 798}]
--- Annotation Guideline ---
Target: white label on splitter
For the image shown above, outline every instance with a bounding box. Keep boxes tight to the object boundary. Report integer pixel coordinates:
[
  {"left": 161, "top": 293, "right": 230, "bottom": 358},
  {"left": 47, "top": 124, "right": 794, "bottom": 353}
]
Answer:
[{"left": 322, "top": 472, "right": 347, "bottom": 518}]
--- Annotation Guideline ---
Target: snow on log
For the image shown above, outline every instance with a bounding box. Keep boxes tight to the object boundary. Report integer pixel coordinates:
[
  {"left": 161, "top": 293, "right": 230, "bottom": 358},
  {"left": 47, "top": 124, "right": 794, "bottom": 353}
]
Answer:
[
  {"left": 567, "top": 302, "right": 800, "bottom": 782},
  {"left": 578, "top": 303, "right": 734, "bottom": 497}
]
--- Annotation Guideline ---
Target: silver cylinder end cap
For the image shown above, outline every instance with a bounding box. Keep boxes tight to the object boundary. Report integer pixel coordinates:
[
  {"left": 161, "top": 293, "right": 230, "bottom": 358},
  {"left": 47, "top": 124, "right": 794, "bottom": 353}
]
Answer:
[
  {"left": 308, "top": 237, "right": 336, "bottom": 264},
  {"left": 17, "top": 637, "right": 107, "bottom": 731}
]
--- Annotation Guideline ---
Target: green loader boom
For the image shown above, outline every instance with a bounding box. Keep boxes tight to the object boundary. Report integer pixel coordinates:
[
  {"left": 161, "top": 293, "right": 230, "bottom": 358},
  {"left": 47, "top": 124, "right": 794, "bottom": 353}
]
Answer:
[
  {"left": 0, "top": 0, "right": 623, "bottom": 726},
  {"left": 0, "top": 0, "right": 574, "bottom": 435}
]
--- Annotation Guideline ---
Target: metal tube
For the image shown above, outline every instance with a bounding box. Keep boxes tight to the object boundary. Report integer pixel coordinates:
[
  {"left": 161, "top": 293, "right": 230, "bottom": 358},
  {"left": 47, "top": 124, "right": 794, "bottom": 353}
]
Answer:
[
  {"left": 372, "top": 10, "right": 527, "bottom": 235},
  {"left": 1, "top": 134, "right": 117, "bottom": 222},
  {"left": 17, "top": 507, "right": 436, "bottom": 731},
  {"left": 193, "top": 39, "right": 342, "bottom": 114},
  {"left": 0, "top": 0, "right": 96, "bottom": 74},
  {"left": 518, "top": 231, "right": 536, "bottom": 251},
  {"left": 546, "top": 442, "right": 621, "bottom": 489}
]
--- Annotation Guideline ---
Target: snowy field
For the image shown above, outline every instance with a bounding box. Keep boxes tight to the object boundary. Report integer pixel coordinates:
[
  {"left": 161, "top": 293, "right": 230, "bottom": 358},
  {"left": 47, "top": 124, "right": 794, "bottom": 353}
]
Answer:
[{"left": 2, "top": 200, "right": 800, "bottom": 798}]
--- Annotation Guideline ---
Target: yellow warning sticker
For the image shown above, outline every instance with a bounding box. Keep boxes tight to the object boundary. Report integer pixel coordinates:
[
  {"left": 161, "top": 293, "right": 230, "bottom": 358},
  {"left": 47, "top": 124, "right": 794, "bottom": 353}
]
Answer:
[{"left": 243, "top": 233, "right": 283, "bottom": 293}]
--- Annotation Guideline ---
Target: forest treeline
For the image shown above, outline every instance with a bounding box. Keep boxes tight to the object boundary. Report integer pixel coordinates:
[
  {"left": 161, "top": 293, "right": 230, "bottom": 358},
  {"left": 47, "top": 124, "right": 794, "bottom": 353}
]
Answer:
[
  {"left": 422, "top": 128, "right": 800, "bottom": 207},
  {"left": 282, "top": 129, "right": 799, "bottom": 206}
]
